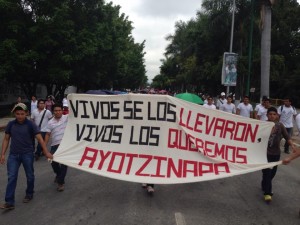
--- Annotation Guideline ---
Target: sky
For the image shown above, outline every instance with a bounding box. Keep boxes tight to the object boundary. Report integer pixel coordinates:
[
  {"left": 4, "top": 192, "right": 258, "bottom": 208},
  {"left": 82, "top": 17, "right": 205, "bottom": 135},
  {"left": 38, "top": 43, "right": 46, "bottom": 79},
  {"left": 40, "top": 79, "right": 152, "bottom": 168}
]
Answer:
[
  {"left": 106, "top": 0, "right": 203, "bottom": 82},
  {"left": 107, "top": 0, "right": 300, "bottom": 83}
]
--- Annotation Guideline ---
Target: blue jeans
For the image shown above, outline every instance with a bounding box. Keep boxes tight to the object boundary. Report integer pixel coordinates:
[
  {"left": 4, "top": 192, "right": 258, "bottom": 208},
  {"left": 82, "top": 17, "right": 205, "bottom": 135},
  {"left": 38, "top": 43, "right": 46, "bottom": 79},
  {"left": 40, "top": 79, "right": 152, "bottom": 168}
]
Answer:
[
  {"left": 35, "top": 132, "right": 46, "bottom": 156},
  {"left": 5, "top": 152, "right": 35, "bottom": 205},
  {"left": 51, "top": 145, "right": 68, "bottom": 185}
]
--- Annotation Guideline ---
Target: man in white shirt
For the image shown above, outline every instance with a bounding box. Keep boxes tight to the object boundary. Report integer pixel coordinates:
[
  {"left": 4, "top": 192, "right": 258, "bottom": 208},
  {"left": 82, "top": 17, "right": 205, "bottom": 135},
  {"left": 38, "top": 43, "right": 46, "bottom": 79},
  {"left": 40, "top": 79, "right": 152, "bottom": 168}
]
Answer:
[
  {"left": 236, "top": 96, "right": 253, "bottom": 118},
  {"left": 203, "top": 97, "right": 216, "bottom": 110},
  {"left": 296, "top": 114, "right": 300, "bottom": 135},
  {"left": 257, "top": 98, "right": 271, "bottom": 121},
  {"left": 277, "top": 97, "right": 297, "bottom": 153},
  {"left": 31, "top": 99, "right": 53, "bottom": 160},
  {"left": 30, "top": 96, "right": 38, "bottom": 115},
  {"left": 254, "top": 96, "right": 267, "bottom": 119},
  {"left": 62, "top": 95, "right": 68, "bottom": 107},
  {"left": 45, "top": 104, "right": 68, "bottom": 192},
  {"left": 216, "top": 92, "right": 227, "bottom": 109},
  {"left": 220, "top": 96, "right": 236, "bottom": 114}
]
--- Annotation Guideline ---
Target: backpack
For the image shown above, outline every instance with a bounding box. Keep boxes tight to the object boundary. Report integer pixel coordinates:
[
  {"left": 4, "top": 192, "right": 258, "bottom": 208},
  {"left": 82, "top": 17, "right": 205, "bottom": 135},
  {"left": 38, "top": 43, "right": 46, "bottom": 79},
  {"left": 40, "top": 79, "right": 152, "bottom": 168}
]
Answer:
[{"left": 280, "top": 105, "right": 296, "bottom": 113}]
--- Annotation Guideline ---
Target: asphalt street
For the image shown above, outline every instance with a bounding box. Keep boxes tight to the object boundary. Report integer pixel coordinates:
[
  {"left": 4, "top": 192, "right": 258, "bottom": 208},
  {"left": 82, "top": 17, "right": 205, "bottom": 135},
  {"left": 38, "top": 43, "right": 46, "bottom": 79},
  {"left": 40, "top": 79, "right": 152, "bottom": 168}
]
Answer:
[{"left": 0, "top": 123, "right": 300, "bottom": 225}]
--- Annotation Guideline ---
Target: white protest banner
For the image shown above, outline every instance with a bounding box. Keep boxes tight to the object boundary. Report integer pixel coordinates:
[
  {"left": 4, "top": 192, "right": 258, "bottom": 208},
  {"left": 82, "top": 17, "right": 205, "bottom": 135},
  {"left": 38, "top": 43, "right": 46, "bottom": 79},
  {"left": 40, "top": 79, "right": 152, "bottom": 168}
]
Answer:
[{"left": 53, "top": 94, "right": 276, "bottom": 184}]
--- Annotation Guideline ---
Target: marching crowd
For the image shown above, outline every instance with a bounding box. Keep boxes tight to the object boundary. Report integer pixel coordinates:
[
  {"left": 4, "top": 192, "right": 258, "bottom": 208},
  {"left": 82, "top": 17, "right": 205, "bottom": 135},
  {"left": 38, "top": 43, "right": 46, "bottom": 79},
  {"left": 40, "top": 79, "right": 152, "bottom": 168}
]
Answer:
[
  {"left": 1, "top": 93, "right": 300, "bottom": 211},
  {"left": 204, "top": 92, "right": 300, "bottom": 203}
]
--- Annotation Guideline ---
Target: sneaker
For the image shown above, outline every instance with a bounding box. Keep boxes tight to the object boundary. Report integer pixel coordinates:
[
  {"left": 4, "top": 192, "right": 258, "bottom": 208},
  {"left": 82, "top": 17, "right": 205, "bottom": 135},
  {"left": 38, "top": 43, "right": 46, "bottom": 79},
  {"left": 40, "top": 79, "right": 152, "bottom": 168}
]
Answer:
[
  {"left": 0, "top": 203, "right": 15, "bottom": 210},
  {"left": 264, "top": 194, "right": 272, "bottom": 202},
  {"left": 147, "top": 186, "right": 154, "bottom": 193},
  {"left": 57, "top": 184, "right": 64, "bottom": 192},
  {"left": 23, "top": 195, "right": 33, "bottom": 203},
  {"left": 141, "top": 183, "right": 147, "bottom": 188}
]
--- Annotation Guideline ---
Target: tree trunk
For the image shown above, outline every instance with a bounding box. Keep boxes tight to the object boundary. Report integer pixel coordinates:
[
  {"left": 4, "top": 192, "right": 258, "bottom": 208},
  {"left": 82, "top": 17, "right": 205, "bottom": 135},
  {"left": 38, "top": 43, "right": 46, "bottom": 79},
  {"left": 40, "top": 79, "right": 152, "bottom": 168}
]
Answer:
[{"left": 260, "top": 3, "right": 272, "bottom": 98}]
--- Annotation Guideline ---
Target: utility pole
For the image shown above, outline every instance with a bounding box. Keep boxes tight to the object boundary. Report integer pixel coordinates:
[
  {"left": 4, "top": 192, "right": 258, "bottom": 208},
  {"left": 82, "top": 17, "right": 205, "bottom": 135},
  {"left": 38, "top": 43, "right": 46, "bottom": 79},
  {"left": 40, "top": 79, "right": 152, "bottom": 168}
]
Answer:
[
  {"left": 227, "top": 0, "right": 236, "bottom": 96},
  {"left": 260, "top": 1, "right": 272, "bottom": 99},
  {"left": 246, "top": 0, "right": 255, "bottom": 96}
]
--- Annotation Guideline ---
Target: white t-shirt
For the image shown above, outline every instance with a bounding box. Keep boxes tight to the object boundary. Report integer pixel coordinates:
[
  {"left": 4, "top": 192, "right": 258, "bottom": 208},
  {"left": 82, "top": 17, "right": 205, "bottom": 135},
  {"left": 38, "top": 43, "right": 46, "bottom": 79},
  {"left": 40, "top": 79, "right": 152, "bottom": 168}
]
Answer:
[
  {"left": 203, "top": 104, "right": 216, "bottom": 110},
  {"left": 277, "top": 105, "right": 297, "bottom": 128},
  {"left": 31, "top": 109, "right": 53, "bottom": 132},
  {"left": 296, "top": 114, "right": 300, "bottom": 133},
  {"left": 62, "top": 98, "right": 68, "bottom": 107},
  {"left": 237, "top": 103, "right": 253, "bottom": 118},
  {"left": 254, "top": 103, "right": 264, "bottom": 112},
  {"left": 257, "top": 107, "right": 268, "bottom": 121},
  {"left": 31, "top": 100, "right": 38, "bottom": 113},
  {"left": 46, "top": 115, "right": 68, "bottom": 146},
  {"left": 216, "top": 98, "right": 227, "bottom": 109},
  {"left": 220, "top": 103, "right": 236, "bottom": 114}
]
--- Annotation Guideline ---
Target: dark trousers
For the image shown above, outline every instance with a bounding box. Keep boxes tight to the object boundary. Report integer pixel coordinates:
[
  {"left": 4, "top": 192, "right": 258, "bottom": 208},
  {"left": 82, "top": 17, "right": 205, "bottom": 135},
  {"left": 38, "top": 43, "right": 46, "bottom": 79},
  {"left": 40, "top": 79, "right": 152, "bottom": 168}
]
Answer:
[
  {"left": 51, "top": 145, "right": 68, "bottom": 185},
  {"left": 261, "top": 154, "right": 281, "bottom": 195},
  {"left": 35, "top": 132, "right": 46, "bottom": 156},
  {"left": 284, "top": 128, "right": 293, "bottom": 151}
]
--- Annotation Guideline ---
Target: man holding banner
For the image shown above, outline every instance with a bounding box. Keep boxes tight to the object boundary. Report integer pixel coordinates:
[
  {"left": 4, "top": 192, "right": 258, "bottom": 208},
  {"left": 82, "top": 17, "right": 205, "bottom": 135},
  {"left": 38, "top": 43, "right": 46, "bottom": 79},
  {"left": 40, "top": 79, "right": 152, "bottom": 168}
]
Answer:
[
  {"left": 53, "top": 93, "right": 277, "bottom": 184},
  {"left": 262, "top": 107, "right": 296, "bottom": 203},
  {"left": 45, "top": 104, "right": 68, "bottom": 192}
]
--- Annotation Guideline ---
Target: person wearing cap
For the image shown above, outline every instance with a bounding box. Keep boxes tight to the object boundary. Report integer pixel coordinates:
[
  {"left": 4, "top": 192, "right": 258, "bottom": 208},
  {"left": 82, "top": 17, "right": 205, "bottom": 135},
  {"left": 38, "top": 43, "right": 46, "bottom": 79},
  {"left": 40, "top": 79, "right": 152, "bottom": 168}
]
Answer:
[
  {"left": 0, "top": 103, "right": 53, "bottom": 210},
  {"left": 261, "top": 107, "right": 296, "bottom": 203},
  {"left": 216, "top": 92, "right": 227, "bottom": 110}
]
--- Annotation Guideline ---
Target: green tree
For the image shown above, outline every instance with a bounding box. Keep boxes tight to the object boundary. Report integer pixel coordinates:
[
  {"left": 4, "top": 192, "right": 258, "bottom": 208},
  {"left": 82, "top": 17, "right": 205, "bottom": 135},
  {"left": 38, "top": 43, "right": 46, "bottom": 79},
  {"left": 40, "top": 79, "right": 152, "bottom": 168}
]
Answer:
[
  {"left": 0, "top": 0, "right": 147, "bottom": 100},
  {"left": 157, "top": 0, "right": 300, "bottom": 106}
]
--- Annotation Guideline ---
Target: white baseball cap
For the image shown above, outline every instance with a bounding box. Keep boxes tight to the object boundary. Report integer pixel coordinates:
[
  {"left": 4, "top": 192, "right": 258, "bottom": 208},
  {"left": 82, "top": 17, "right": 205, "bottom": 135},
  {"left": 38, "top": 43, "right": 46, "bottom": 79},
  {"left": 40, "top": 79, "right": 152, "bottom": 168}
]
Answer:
[{"left": 221, "top": 92, "right": 225, "bottom": 96}]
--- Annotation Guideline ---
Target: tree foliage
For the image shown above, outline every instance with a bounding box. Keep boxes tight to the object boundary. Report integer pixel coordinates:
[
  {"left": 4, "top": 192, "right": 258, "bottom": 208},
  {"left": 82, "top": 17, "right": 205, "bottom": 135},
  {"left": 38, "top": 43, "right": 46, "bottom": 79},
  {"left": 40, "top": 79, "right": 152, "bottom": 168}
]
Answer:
[
  {"left": 0, "top": 0, "right": 147, "bottom": 100},
  {"left": 156, "top": 0, "right": 300, "bottom": 106}
]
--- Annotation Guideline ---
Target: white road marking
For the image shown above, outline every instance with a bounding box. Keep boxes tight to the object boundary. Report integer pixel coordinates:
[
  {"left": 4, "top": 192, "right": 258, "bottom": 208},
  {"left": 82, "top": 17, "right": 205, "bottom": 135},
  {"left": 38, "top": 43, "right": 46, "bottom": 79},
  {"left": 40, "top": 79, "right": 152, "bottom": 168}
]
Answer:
[{"left": 175, "top": 212, "right": 187, "bottom": 225}]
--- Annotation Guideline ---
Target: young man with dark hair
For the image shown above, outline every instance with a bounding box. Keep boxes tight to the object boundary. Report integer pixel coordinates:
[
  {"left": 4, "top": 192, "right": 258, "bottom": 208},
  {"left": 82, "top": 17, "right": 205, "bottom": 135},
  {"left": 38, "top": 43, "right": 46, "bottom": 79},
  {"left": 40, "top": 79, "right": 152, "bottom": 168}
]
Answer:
[
  {"left": 45, "top": 104, "right": 69, "bottom": 192},
  {"left": 257, "top": 98, "right": 271, "bottom": 121},
  {"left": 254, "top": 96, "right": 267, "bottom": 119},
  {"left": 277, "top": 97, "right": 297, "bottom": 154},
  {"left": 203, "top": 97, "right": 216, "bottom": 110},
  {"left": 220, "top": 95, "right": 236, "bottom": 114},
  {"left": 0, "top": 103, "right": 52, "bottom": 210},
  {"left": 261, "top": 107, "right": 295, "bottom": 203},
  {"left": 236, "top": 96, "right": 253, "bottom": 118},
  {"left": 31, "top": 99, "right": 53, "bottom": 160}
]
